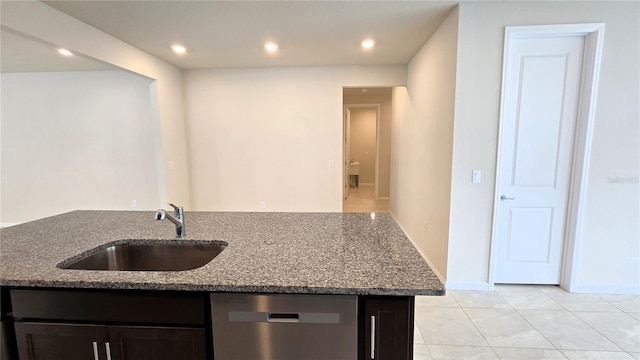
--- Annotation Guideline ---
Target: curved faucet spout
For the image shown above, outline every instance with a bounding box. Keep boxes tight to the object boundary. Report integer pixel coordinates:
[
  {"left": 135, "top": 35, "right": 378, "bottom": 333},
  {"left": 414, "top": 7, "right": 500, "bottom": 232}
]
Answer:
[{"left": 155, "top": 205, "right": 185, "bottom": 238}]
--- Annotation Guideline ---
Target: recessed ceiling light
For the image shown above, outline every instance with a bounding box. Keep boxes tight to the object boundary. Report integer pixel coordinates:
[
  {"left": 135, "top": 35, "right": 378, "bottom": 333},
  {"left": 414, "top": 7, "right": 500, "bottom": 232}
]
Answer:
[
  {"left": 57, "top": 48, "right": 73, "bottom": 57},
  {"left": 264, "top": 42, "right": 279, "bottom": 52},
  {"left": 171, "top": 45, "right": 187, "bottom": 54},
  {"left": 361, "top": 39, "right": 375, "bottom": 49}
]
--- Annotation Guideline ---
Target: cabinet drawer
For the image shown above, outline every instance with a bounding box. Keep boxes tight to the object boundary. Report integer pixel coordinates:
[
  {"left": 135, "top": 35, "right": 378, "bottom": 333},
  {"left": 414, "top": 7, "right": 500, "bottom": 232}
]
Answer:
[{"left": 11, "top": 289, "right": 205, "bottom": 325}]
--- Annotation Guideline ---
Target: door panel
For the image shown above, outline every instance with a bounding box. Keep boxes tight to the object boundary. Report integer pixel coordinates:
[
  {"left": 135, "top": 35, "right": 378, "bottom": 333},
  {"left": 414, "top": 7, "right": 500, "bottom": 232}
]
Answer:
[
  {"left": 108, "top": 326, "right": 205, "bottom": 360},
  {"left": 495, "top": 35, "right": 585, "bottom": 284},
  {"left": 513, "top": 55, "right": 568, "bottom": 187},
  {"left": 14, "top": 322, "right": 107, "bottom": 360},
  {"left": 506, "top": 208, "right": 554, "bottom": 263}
]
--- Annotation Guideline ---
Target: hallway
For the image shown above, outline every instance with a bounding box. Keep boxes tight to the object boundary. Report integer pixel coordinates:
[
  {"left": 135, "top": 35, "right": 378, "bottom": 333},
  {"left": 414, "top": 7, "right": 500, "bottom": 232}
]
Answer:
[{"left": 342, "top": 184, "right": 389, "bottom": 213}]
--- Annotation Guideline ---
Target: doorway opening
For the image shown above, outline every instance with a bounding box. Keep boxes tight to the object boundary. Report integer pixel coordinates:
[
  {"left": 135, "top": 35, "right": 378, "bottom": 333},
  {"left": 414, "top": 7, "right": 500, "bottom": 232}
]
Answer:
[{"left": 342, "top": 87, "right": 392, "bottom": 213}]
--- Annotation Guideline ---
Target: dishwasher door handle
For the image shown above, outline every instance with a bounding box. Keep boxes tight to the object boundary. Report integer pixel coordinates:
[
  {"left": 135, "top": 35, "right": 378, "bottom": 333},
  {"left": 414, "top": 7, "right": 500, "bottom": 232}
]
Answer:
[
  {"left": 267, "top": 313, "right": 300, "bottom": 323},
  {"left": 228, "top": 311, "right": 340, "bottom": 324}
]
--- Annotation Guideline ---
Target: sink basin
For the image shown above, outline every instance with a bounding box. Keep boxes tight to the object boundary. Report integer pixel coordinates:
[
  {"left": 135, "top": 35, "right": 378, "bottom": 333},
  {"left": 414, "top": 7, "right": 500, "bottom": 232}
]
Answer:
[{"left": 60, "top": 241, "right": 227, "bottom": 271}]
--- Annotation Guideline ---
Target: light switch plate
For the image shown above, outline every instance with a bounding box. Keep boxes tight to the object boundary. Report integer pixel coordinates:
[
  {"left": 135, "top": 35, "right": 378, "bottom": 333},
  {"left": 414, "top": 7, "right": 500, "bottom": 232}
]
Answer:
[{"left": 472, "top": 170, "right": 482, "bottom": 183}]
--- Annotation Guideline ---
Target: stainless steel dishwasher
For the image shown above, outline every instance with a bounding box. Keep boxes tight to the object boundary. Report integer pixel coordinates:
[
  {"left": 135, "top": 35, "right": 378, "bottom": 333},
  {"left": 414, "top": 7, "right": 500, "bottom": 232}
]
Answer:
[{"left": 211, "top": 293, "right": 357, "bottom": 359}]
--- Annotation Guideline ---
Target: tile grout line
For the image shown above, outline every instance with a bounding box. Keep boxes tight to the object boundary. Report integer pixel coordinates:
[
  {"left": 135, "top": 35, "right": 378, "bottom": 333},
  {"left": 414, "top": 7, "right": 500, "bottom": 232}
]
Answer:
[
  {"left": 560, "top": 290, "right": 631, "bottom": 353},
  {"left": 417, "top": 292, "right": 496, "bottom": 358},
  {"left": 515, "top": 287, "right": 568, "bottom": 352},
  {"left": 413, "top": 318, "right": 435, "bottom": 360},
  {"left": 513, "top": 303, "right": 627, "bottom": 355},
  {"left": 511, "top": 306, "right": 571, "bottom": 359},
  {"left": 493, "top": 288, "right": 574, "bottom": 358},
  {"left": 425, "top": 342, "right": 434, "bottom": 360},
  {"left": 491, "top": 290, "right": 571, "bottom": 359},
  {"left": 567, "top": 305, "right": 629, "bottom": 354},
  {"left": 426, "top": 344, "right": 499, "bottom": 359},
  {"left": 539, "top": 290, "right": 575, "bottom": 313},
  {"left": 454, "top": 293, "right": 501, "bottom": 358}
]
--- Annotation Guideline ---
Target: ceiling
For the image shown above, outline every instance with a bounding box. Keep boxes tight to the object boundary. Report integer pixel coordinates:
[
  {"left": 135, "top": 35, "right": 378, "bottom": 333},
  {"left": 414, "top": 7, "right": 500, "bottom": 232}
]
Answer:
[
  {"left": 0, "top": 29, "right": 117, "bottom": 73},
  {"left": 42, "top": 1, "right": 457, "bottom": 70}
]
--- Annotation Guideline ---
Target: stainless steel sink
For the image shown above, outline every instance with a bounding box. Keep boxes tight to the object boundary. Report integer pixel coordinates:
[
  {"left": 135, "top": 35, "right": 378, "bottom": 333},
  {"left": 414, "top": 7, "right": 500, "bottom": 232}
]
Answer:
[{"left": 60, "top": 242, "right": 226, "bottom": 271}]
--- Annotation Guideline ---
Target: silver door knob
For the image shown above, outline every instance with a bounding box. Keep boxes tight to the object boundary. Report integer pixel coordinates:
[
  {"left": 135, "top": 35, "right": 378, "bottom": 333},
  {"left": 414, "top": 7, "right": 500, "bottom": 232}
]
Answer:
[{"left": 500, "top": 195, "right": 515, "bottom": 200}]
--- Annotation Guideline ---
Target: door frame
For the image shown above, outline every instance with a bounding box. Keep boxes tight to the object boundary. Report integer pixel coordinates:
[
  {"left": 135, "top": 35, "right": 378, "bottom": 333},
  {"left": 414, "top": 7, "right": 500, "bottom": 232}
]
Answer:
[
  {"left": 343, "top": 108, "right": 351, "bottom": 200},
  {"left": 343, "top": 104, "right": 381, "bottom": 198},
  {"left": 488, "top": 23, "right": 605, "bottom": 291}
]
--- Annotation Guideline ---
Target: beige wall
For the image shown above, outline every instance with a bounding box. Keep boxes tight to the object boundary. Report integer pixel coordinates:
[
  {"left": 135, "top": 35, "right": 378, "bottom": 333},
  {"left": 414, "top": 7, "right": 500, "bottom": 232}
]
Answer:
[
  {"left": 349, "top": 108, "right": 377, "bottom": 184},
  {"left": 1, "top": 1, "right": 189, "bottom": 209},
  {"left": 448, "top": 1, "right": 639, "bottom": 292},
  {"left": 4, "top": 1, "right": 637, "bottom": 293},
  {"left": 390, "top": 7, "right": 459, "bottom": 281},
  {"left": 343, "top": 91, "right": 392, "bottom": 198},
  {"left": 183, "top": 66, "right": 406, "bottom": 212},
  {"left": 1, "top": 71, "right": 161, "bottom": 224}
]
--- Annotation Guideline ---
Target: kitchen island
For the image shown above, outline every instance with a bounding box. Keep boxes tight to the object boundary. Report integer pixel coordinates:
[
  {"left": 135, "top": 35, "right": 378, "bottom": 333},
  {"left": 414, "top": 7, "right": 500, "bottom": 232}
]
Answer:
[{"left": 0, "top": 211, "right": 444, "bottom": 359}]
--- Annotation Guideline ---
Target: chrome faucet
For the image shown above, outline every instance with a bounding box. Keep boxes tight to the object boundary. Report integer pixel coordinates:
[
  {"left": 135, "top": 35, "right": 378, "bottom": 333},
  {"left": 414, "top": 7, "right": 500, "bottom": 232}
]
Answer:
[{"left": 155, "top": 203, "right": 185, "bottom": 238}]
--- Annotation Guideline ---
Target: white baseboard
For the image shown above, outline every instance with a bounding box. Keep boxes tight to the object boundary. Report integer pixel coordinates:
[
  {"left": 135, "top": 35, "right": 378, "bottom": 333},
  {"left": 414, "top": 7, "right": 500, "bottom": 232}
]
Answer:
[
  {"left": 445, "top": 281, "right": 492, "bottom": 291},
  {"left": 388, "top": 212, "right": 446, "bottom": 285},
  {"left": 1, "top": 222, "right": 20, "bottom": 228},
  {"left": 567, "top": 284, "right": 640, "bottom": 295}
]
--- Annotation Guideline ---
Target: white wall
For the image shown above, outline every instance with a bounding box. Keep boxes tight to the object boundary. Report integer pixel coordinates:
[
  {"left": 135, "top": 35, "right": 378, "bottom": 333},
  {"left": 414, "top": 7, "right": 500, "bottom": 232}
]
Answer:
[
  {"left": 448, "top": 1, "right": 640, "bottom": 292},
  {"left": 1, "top": 71, "right": 161, "bottom": 224},
  {"left": 349, "top": 108, "right": 377, "bottom": 184},
  {"left": 183, "top": 66, "right": 405, "bottom": 212},
  {"left": 1, "top": 1, "right": 189, "bottom": 208},
  {"left": 343, "top": 91, "right": 393, "bottom": 198},
  {"left": 390, "top": 7, "right": 459, "bottom": 281}
]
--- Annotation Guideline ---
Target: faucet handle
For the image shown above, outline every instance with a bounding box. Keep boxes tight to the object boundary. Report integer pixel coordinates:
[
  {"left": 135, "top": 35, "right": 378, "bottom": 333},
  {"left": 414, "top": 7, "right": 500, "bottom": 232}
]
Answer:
[
  {"left": 155, "top": 209, "right": 166, "bottom": 220},
  {"left": 168, "top": 203, "right": 183, "bottom": 217}
]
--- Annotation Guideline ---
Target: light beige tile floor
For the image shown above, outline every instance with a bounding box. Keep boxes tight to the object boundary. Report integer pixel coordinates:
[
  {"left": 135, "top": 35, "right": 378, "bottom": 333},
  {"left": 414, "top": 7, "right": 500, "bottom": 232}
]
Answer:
[
  {"left": 414, "top": 286, "right": 640, "bottom": 359},
  {"left": 342, "top": 183, "right": 389, "bottom": 213}
]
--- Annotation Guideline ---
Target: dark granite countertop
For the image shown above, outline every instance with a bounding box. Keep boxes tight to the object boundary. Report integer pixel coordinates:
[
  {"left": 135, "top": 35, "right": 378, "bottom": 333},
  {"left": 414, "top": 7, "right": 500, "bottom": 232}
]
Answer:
[{"left": 0, "top": 211, "right": 444, "bottom": 296}]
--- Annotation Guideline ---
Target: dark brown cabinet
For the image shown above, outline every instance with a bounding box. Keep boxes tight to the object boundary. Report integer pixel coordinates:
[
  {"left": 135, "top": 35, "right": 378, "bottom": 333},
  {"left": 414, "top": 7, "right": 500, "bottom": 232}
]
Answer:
[
  {"left": 5, "top": 288, "right": 420, "bottom": 360},
  {"left": 14, "top": 322, "right": 205, "bottom": 360},
  {"left": 362, "top": 296, "right": 414, "bottom": 360},
  {"left": 8, "top": 289, "right": 207, "bottom": 360}
]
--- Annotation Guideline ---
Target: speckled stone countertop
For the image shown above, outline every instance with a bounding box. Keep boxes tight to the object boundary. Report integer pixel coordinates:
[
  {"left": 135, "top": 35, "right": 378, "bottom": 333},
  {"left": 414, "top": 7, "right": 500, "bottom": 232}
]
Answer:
[{"left": 0, "top": 211, "right": 444, "bottom": 296}]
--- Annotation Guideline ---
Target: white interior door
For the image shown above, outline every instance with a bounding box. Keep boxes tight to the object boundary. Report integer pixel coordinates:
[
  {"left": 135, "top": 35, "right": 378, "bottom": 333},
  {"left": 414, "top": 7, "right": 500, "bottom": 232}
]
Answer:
[
  {"left": 494, "top": 34, "right": 586, "bottom": 284},
  {"left": 343, "top": 108, "right": 351, "bottom": 200}
]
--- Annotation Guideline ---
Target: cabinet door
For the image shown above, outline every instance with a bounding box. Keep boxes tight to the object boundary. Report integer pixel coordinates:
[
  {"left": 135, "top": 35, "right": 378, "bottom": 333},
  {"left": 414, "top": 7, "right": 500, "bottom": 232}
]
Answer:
[
  {"left": 14, "top": 322, "right": 107, "bottom": 360},
  {"left": 363, "top": 296, "right": 414, "bottom": 360},
  {"left": 107, "top": 326, "right": 205, "bottom": 360},
  {"left": 1, "top": 320, "right": 14, "bottom": 360}
]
